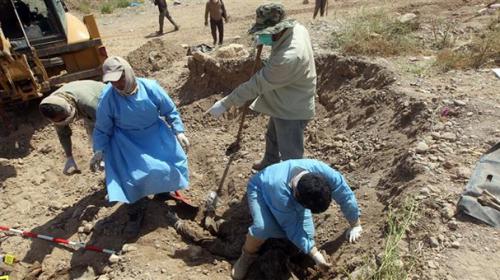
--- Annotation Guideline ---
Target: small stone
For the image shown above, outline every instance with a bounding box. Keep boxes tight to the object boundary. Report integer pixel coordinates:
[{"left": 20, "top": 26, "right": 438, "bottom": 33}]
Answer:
[
  {"left": 448, "top": 220, "right": 459, "bottom": 230},
  {"left": 466, "top": 112, "right": 473, "bottom": 116},
  {"left": 441, "top": 205, "right": 455, "bottom": 219},
  {"left": 455, "top": 166, "right": 470, "bottom": 179},
  {"left": 78, "top": 226, "right": 85, "bottom": 233},
  {"left": 427, "top": 260, "right": 438, "bottom": 269},
  {"left": 453, "top": 100, "right": 466, "bottom": 106},
  {"left": 429, "top": 237, "right": 439, "bottom": 248},
  {"left": 122, "top": 244, "right": 138, "bottom": 253},
  {"left": 398, "top": 13, "right": 418, "bottom": 23},
  {"left": 109, "top": 254, "right": 121, "bottom": 264},
  {"left": 97, "top": 276, "right": 110, "bottom": 280},
  {"left": 416, "top": 141, "right": 429, "bottom": 154},
  {"left": 161, "top": 269, "right": 167, "bottom": 274},
  {"left": 441, "top": 132, "right": 457, "bottom": 142},
  {"left": 451, "top": 241, "right": 460, "bottom": 248},
  {"left": 83, "top": 223, "right": 93, "bottom": 234}
]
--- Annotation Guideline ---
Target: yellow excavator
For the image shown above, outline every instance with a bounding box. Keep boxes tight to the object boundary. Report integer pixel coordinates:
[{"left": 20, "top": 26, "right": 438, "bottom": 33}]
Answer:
[{"left": 0, "top": 0, "right": 107, "bottom": 118}]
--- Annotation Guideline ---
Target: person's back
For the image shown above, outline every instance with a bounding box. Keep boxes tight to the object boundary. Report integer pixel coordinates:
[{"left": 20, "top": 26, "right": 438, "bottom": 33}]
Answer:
[{"left": 52, "top": 80, "right": 105, "bottom": 122}]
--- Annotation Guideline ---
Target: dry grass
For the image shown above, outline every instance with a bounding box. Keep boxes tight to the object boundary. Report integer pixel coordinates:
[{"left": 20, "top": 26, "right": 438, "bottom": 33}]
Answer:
[
  {"left": 330, "top": 10, "right": 421, "bottom": 56},
  {"left": 435, "top": 13, "right": 500, "bottom": 71}
]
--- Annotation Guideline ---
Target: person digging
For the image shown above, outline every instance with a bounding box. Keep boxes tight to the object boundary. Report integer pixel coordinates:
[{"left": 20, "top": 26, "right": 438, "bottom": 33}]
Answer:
[
  {"left": 207, "top": 3, "right": 317, "bottom": 172},
  {"left": 231, "top": 159, "right": 362, "bottom": 280}
]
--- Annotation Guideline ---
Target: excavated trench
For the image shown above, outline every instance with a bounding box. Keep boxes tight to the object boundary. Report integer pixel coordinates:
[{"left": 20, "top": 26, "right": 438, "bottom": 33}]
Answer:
[
  {"left": 136, "top": 46, "right": 435, "bottom": 279},
  {"left": 0, "top": 42, "right": 437, "bottom": 279}
]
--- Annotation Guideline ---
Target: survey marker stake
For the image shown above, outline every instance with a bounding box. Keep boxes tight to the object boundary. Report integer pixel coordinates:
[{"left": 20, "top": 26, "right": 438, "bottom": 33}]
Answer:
[{"left": 0, "top": 225, "right": 116, "bottom": 255}]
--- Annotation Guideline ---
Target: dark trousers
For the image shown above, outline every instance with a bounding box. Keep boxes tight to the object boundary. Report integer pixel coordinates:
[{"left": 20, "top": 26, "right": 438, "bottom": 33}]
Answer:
[
  {"left": 158, "top": 4, "right": 178, "bottom": 32},
  {"left": 210, "top": 18, "right": 224, "bottom": 45},
  {"left": 313, "top": 0, "right": 328, "bottom": 18}
]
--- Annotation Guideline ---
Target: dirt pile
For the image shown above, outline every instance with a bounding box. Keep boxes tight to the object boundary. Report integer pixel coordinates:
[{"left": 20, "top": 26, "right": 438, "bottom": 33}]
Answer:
[{"left": 127, "top": 38, "right": 184, "bottom": 77}]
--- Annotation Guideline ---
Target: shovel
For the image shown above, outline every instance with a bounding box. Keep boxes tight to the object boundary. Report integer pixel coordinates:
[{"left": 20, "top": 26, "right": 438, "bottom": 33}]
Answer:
[{"left": 205, "top": 44, "right": 264, "bottom": 215}]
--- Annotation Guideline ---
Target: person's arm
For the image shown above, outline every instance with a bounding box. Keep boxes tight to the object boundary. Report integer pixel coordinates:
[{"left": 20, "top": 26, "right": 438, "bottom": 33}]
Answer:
[
  {"left": 220, "top": 56, "right": 300, "bottom": 109},
  {"left": 221, "top": 0, "right": 228, "bottom": 21},
  {"left": 315, "top": 162, "right": 360, "bottom": 223},
  {"left": 92, "top": 93, "right": 113, "bottom": 153},
  {"left": 150, "top": 81, "right": 185, "bottom": 134},
  {"left": 205, "top": 2, "right": 209, "bottom": 25},
  {"left": 55, "top": 125, "right": 73, "bottom": 157}
]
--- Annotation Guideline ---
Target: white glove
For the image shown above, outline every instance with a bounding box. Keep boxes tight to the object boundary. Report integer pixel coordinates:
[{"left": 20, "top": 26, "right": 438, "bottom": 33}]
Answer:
[
  {"left": 176, "top": 133, "right": 190, "bottom": 152},
  {"left": 63, "top": 156, "right": 80, "bottom": 175},
  {"left": 206, "top": 100, "right": 227, "bottom": 118},
  {"left": 89, "top": 151, "right": 104, "bottom": 172},
  {"left": 346, "top": 224, "right": 363, "bottom": 243},
  {"left": 309, "top": 247, "right": 331, "bottom": 271}
]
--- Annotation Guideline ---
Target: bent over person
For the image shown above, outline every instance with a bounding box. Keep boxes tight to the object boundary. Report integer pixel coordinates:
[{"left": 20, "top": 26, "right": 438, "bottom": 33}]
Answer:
[
  {"left": 231, "top": 159, "right": 362, "bottom": 279},
  {"left": 39, "top": 80, "right": 105, "bottom": 175},
  {"left": 90, "top": 56, "right": 190, "bottom": 237}
]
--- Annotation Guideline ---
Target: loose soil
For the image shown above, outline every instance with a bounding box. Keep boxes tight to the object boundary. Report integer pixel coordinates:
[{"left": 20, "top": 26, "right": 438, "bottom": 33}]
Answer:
[{"left": 1, "top": 1, "right": 499, "bottom": 280}]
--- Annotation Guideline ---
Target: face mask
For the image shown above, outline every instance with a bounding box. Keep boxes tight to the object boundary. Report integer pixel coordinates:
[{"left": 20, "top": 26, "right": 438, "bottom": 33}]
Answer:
[{"left": 258, "top": 34, "right": 274, "bottom": 46}]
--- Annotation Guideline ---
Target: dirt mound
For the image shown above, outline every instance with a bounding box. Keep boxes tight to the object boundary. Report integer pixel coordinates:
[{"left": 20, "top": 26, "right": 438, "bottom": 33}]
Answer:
[{"left": 126, "top": 38, "right": 184, "bottom": 77}]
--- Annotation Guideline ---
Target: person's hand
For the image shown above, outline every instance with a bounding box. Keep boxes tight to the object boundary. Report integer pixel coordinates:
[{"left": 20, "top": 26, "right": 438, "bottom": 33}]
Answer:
[
  {"left": 204, "top": 21, "right": 208, "bottom": 26},
  {"left": 89, "top": 151, "right": 104, "bottom": 172},
  {"left": 176, "top": 133, "right": 190, "bottom": 152},
  {"left": 205, "top": 100, "right": 227, "bottom": 118},
  {"left": 63, "top": 156, "right": 80, "bottom": 175},
  {"left": 309, "top": 247, "right": 331, "bottom": 272},
  {"left": 346, "top": 224, "right": 363, "bottom": 243}
]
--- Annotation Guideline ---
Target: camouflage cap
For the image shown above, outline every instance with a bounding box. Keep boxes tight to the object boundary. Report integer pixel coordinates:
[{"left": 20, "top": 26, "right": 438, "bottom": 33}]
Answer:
[{"left": 248, "top": 3, "right": 296, "bottom": 35}]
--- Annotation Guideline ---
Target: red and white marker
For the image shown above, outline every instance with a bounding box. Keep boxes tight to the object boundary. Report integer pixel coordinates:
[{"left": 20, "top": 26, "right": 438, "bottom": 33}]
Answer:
[{"left": 0, "top": 225, "right": 116, "bottom": 255}]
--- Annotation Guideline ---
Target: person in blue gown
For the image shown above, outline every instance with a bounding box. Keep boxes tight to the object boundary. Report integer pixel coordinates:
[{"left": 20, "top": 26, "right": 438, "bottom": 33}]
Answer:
[{"left": 90, "top": 56, "right": 190, "bottom": 237}]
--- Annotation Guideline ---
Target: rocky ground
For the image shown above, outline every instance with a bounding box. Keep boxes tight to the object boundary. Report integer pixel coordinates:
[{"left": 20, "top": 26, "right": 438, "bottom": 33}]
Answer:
[{"left": 1, "top": 0, "right": 499, "bottom": 279}]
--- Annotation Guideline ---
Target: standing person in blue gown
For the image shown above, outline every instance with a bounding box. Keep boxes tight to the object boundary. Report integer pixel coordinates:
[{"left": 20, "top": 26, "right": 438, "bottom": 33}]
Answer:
[{"left": 90, "top": 56, "right": 190, "bottom": 238}]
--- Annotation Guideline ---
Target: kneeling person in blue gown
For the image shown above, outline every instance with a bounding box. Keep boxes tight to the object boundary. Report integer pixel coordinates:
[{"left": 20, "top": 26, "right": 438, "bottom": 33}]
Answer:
[
  {"left": 90, "top": 56, "right": 191, "bottom": 238},
  {"left": 231, "top": 159, "right": 363, "bottom": 279}
]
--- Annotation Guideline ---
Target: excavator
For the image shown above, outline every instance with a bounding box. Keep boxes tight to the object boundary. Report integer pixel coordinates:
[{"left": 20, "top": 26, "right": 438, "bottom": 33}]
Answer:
[{"left": 0, "top": 0, "right": 107, "bottom": 129}]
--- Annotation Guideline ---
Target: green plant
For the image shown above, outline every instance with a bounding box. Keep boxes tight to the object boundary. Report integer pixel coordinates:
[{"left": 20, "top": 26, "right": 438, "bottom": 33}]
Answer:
[
  {"left": 100, "top": 3, "right": 114, "bottom": 14},
  {"left": 114, "top": 0, "right": 131, "bottom": 9},
  {"left": 371, "top": 198, "right": 419, "bottom": 280},
  {"left": 331, "top": 9, "right": 421, "bottom": 56},
  {"left": 429, "top": 18, "right": 456, "bottom": 50}
]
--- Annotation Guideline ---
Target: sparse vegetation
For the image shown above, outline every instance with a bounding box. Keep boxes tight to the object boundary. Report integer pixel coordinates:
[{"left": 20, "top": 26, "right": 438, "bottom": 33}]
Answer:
[
  {"left": 331, "top": 10, "right": 421, "bottom": 56},
  {"left": 435, "top": 14, "right": 500, "bottom": 71},
  {"left": 100, "top": 3, "right": 114, "bottom": 14},
  {"left": 371, "top": 198, "right": 419, "bottom": 280}
]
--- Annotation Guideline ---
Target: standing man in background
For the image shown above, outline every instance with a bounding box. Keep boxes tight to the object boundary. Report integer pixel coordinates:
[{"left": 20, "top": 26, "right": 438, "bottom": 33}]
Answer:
[
  {"left": 313, "top": 0, "right": 329, "bottom": 19},
  {"left": 205, "top": 0, "right": 228, "bottom": 46},
  {"left": 155, "top": 0, "right": 179, "bottom": 35}
]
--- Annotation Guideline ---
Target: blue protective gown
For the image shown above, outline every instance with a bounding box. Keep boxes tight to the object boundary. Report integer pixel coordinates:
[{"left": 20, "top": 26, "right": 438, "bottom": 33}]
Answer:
[
  {"left": 93, "top": 78, "right": 189, "bottom": 203},
  {"left": 247, "top": 159, "right": 360, "bottom": 253}
]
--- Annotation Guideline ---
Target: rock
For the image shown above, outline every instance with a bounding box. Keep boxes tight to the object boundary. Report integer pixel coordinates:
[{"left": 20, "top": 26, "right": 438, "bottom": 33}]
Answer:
[
  {"left": 451, "top": 241, "right": 460, "bottom": 249},
  {"left": 448, "top": 220, "right": 459, "bottom": 230},
  {"left": 186, "top": 245, "right": 204, "bottom": 261},
  {"left": 122, "top": 244, "right": 138, "bottom": 253},
  {"left": 398, "top": 13, "right": 417, "bottom": 23},
  {"left": 97, "top": 275, "right": 110, "bottom": 280},
  {"left": 455, "top": 166, "right": 470, "bottom": 179},
  {"left": 453, "top": 100, "right": 466, "bottom": 106},
  {"left": 78, "top": 226, "right": 85, "bottom": 233},
  {"left": 441, "top": 132, "right": 457, "bottom": 142},
  {"left": 427, "top": 260, "right": 438, "bottom": 269},
  {"left": 420, "top": 187, "right": 431, "bottom": 196},
  {"left": 108, "top": 254, "right": 121, "bottom": 264},
  {"left": 215, "top": 44, "right": 249, "bottom": 59},
  {"left": 161, "top": 268, "right": 167, "bottom": 274},
  {"left": 429, "top": 237, "right": 439, "bottom": 248},
  {"left": 441, "top": 204, "right": 455, "bottom": 219},
  {"left": 83, "top": 223, "right": 93, "bottom": 234},
  {"left": 416, "top": 141, "right": 429, "bottom": 154}
]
